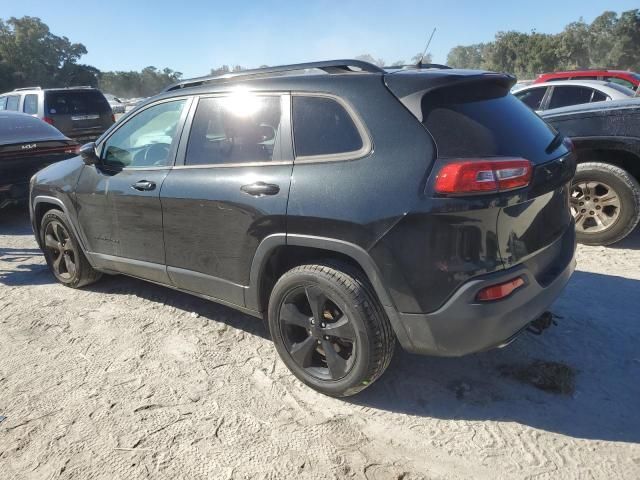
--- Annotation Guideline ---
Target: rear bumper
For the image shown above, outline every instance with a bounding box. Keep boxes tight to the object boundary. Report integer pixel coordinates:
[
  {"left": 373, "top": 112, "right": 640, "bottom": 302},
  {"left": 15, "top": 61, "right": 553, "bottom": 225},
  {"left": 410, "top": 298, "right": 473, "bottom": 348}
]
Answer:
[{"left": 390, "top": 225, "right": 576, "bottom": 356}]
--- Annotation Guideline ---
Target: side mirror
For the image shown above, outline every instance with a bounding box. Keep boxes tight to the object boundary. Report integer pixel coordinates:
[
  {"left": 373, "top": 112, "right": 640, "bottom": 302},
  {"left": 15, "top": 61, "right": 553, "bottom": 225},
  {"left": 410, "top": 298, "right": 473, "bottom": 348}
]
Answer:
[{"left": 79, "top": 142, "right": 99, "bottom": 165}]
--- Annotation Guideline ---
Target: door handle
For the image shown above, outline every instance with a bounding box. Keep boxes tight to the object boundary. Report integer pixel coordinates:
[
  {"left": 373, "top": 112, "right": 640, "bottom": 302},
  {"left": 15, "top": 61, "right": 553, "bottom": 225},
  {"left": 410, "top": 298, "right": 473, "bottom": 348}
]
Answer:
[
  {"left": 240, "top": 182, "right": 280, "bottom": 196},
  {"left": 131, "top": 180, "right": 156, "bottom": 191}
]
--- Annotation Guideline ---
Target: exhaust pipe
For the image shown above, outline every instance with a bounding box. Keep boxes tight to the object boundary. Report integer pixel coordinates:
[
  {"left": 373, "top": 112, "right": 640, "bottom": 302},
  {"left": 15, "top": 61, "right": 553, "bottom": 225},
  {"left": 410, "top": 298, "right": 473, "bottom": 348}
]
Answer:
[{"left": 527, "top": 311, "right": 558, "bottom": 335}]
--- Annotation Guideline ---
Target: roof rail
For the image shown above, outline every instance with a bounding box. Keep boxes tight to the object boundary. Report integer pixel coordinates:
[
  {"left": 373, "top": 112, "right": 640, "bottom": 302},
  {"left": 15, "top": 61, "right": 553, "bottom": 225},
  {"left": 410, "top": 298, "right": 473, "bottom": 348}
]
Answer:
[
  {"left": 164, "top": 59, "right": 386, "bottom": 92},
  {"left": 384, "top": 63, "right": 452, "bottom": 71},
  {"left": 13, "top": 86, "right": 42, "bottom": 91}
]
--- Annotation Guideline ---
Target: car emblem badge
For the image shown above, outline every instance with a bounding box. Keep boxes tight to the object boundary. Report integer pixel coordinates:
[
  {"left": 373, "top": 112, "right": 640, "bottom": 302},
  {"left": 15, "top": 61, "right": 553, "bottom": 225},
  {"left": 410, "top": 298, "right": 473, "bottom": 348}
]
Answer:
[{"left": 21, "top": 143, "right": 37, "bottom": 150}]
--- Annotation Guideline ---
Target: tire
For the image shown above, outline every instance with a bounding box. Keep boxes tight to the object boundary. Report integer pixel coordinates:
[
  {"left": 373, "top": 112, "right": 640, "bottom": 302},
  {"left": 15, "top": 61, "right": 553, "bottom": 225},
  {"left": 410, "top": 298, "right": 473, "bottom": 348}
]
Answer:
[
  {"left": 267, "top": 261, "right": 395, "bottom": 397},
  {"left": 40, "top": 209, "right": 102, "bottom": 288},
  {"left": 571, "top": 162, "right": 640, "bottom": 246}
]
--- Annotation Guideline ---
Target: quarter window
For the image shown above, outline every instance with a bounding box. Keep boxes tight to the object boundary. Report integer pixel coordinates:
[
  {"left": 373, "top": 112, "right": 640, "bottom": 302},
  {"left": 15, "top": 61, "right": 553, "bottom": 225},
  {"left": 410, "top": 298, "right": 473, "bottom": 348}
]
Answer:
[
  {"left": 102, "top": 99, "right": 186, "bottom": 168},
  {"left": 292, "top": 96, "right": 364, "bottom": 158},
  {"left": 6, "top": 95, "right": 19, "bottom": 111},
  {"left": 23, "top": 94, "right": 38, "bottom": 114},
  {"left": 0, "top": 97, "right": 6, "bottom": 110},
  {"left": 185, "top": 94, "right": 282, "bottom": 166}
]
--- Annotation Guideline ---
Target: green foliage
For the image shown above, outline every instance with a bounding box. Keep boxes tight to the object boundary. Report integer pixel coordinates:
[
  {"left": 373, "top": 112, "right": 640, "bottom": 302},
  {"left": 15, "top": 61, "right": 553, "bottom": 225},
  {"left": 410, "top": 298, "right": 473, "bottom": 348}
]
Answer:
[
  {"left": 447, "top": 9, "right": 640, "bottom": 78},
  {"left": 98, "top": 67, "right": 182, "bottom": 98},
  {"left": 0, "top": 16, "right": 98, "bottom": 91}
]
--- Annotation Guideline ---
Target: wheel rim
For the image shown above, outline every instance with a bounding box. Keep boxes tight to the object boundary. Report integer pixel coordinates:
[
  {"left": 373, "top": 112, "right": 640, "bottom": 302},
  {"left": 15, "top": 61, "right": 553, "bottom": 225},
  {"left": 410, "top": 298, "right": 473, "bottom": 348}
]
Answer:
[
  {"left": 570, "top": 181, "right": 621, "bottom": 234},
  {"left": 278, "top": 285, "right": 357, "bottom": 381},
  {"left": 44, "top": 220, "right": 77, "bottom": 280}
]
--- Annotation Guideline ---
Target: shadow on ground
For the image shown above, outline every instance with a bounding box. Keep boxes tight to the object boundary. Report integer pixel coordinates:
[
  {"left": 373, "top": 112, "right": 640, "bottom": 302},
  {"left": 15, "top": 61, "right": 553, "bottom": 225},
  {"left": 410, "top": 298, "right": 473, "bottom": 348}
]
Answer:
[
  {"left": 610, "top": 225, "right": 640, "bottom": 250},
  {"left": 0, "top": 204, "right": 32, "bottom": 236},
  {"left": 348, "top": 270, "right": 640, "bottom": 444}
]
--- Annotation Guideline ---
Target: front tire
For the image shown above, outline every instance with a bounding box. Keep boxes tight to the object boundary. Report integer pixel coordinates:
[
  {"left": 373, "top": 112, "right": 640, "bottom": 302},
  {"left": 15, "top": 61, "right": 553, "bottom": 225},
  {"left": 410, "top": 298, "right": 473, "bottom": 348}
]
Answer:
[
  {"left": 40, "top": 209, "right": 102, "bottom": 288},
  {"left": 268, "top": 262, "right": 395, "bottom": 397},
  {"left": 571, "top": 162, "right": 640, "bottom": 246}
]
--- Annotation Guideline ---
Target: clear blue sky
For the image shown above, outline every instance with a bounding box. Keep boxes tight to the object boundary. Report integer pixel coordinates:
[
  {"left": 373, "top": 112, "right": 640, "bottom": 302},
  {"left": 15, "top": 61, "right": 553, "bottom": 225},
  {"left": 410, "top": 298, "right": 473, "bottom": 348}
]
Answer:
[{"left": 3, "top": 0, "right": 638, "bottom": 78}]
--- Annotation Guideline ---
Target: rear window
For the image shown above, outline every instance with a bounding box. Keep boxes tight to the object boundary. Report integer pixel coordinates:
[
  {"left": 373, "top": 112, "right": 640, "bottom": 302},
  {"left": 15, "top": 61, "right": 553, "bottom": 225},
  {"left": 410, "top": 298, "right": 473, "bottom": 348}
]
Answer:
[
  {"left": 45, "top": 90, "right": 110, "bottom": 115},
  {"left": 0, "top": 113, "right": 64, "bottom": 143},
  {"left": 292, "top": 96, "right": 364, "bottom": 158},
  {"left": 421, "top": 84, "right": 559, "bottom": 163},
  {"left": 604, "top": 82, "right": 635, "bottom": 97}
]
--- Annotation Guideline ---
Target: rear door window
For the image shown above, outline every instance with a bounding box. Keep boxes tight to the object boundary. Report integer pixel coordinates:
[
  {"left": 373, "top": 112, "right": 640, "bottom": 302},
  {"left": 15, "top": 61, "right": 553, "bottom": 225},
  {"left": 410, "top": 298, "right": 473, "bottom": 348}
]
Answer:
[
  {"left": 515, "top": 87, "right": 546, "bottom": 110},
  {"left": 292, "top": 96, "right": 366, "bottom": 158},
  {"left": 23, "top": 94, "right": 38, "bottom": 114},
  {"left": 548, "top": 86, "right": 595, "bottom": 109},
  {"left": 6, "top": 95, "right": 20, "bottom": 111},
  {"left": 0, "top": 97, "right": 6, "bottom": 110},
  {"left": 45, "top": 90, "right": 111, "bottom": 116},
  {"left": 421, "top": 83, "right": 559, "bottom": 163},
  {"left": 186, "top": 94, "right": 282, "bottom": 166}
]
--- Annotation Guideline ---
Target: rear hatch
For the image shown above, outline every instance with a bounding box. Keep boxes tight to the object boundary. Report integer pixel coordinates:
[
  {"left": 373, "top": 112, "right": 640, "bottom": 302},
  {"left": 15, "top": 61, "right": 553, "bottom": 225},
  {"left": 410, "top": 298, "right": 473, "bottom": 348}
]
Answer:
[
  {"left": 387, "top": 72, "right": 575, "bottom": 281},
  {"left": 44, "top": 89, "right": 114, "bottom": 142}
]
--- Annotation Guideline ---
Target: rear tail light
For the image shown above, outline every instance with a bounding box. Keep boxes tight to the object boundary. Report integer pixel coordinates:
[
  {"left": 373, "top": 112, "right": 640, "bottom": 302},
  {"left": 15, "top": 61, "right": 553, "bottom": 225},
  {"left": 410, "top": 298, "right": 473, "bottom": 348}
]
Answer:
[
  {"left": 111, "top": 114, "right": 116, "bottom": 123},
  {"left": 434, "top": 158, "right": 532, "bottom": 195},
  {"left": 43, "top": 117, "right": 54, "bottom": 125},
  {"left": 476, "top": 277, "right": 525, "bottom": 302}
]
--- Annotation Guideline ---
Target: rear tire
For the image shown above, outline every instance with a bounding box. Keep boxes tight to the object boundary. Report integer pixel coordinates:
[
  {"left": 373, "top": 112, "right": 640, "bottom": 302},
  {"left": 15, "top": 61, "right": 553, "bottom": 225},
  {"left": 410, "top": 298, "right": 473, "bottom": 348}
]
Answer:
[
  {"left": 40, "top": 209, "right": 102, "bottom": 288},
  {"left": 268, "top": 262, "right": 395, "bottom": 397},
  {"left": 571, "top": 162, "right": 640, "bottom": 246}
]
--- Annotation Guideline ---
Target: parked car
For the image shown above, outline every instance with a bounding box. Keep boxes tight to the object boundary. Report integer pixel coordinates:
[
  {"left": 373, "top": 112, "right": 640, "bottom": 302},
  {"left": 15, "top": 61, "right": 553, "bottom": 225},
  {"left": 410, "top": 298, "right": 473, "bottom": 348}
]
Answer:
[
  {"left": 0, "top": 111, "right": 78, "bottom": 209},
  {"left": 0, "top": 86, "right": 115, "bottom": 143},
  {"left": 103, "top": 93, "right": 126, "bottom": 114},
  {"left": 511, "top": 79, "right": 534, "bottom": 91},
  {"left": 30, "top": 60, "right": 576, "bottom": 396},
  {"left": 513, "top": 80, "right": 636, "bottom": 113},
  {"left": 540, "top": 99, "right": 640, "bottom": 245},
  {"left": 534, "top": 69, "right": 640, "bottom": 91}
]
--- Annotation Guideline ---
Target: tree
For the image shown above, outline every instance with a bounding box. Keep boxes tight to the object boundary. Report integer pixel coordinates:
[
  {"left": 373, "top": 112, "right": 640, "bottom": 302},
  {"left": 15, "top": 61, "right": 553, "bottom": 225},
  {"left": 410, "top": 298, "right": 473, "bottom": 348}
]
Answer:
[
  {"left": 98, "top": 67, "right": 182, "bottom": 98},
  {"left": 447, "top": 44, "right": 487, "bottom": 69},
  {"left": 355, "top": 54, "right": 385, "bottom": 67},
  {"left": 0, "top": 16, "right": 97, "bottom": 91}
]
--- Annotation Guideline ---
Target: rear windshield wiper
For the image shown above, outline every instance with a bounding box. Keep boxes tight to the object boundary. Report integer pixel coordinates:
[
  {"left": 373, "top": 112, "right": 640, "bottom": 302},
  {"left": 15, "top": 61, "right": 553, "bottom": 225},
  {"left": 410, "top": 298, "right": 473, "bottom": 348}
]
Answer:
[{"left": 545, "top": 132, "right": 563, "bottom": 154}]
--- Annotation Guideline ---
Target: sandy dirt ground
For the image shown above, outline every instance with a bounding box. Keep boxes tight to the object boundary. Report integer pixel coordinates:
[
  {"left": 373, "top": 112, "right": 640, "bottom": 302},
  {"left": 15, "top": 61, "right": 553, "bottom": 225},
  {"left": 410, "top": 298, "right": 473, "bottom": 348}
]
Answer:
[{"left": 0, "top": 205, "right": 639, "bottom": 480}]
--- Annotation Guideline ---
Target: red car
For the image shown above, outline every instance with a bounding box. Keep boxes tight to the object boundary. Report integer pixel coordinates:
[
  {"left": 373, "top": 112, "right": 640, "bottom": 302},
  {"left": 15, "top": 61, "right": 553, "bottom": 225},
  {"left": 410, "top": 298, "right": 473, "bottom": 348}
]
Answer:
[{"left": 534, "top": 70, "right": 640, "bottom": 91}]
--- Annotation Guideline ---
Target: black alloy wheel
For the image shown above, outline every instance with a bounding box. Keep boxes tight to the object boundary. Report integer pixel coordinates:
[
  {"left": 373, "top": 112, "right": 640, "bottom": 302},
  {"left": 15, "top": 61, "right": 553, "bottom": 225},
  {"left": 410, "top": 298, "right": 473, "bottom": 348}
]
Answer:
[
  {"left": 279, "top": 285, "right": 357, "bottom": 381},
  {"left": 43, "top": 219, "right": 77, "bottom": 281}
]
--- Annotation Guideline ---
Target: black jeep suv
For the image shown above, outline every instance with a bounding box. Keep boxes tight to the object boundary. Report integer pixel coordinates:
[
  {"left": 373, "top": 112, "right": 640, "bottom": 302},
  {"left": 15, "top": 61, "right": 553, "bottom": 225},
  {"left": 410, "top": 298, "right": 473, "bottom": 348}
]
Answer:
[{"left": 30, "top": 60, "right": 576, "bottom": 396}]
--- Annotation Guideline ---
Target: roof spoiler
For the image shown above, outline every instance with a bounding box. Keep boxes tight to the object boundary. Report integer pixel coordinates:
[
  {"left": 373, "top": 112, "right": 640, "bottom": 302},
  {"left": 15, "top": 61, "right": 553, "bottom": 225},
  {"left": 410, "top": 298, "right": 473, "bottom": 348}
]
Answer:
[
  {"left": 164, "top": 59, "right": 385, "bottom": 92},
  {"left": 385, "top": 71, "right": 516, "bottom": 120}
]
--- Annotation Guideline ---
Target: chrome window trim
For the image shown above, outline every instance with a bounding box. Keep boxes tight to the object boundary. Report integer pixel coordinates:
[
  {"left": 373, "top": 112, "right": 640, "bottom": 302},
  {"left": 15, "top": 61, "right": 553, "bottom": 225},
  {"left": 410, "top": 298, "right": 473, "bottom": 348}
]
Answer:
[{"left": 291, "top": 92, "right": 373, "bottom": 164}]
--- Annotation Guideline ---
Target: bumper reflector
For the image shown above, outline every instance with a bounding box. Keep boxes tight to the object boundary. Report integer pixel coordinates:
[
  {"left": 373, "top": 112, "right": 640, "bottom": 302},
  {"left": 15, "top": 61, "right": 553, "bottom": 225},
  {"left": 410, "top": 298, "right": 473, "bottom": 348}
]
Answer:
[{"left": 476, "top": 277, "right": 525, "bottom": 302}]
